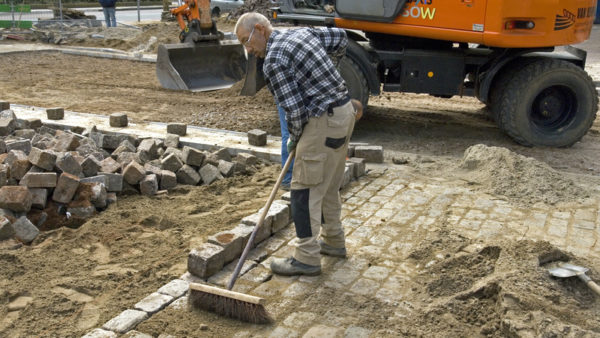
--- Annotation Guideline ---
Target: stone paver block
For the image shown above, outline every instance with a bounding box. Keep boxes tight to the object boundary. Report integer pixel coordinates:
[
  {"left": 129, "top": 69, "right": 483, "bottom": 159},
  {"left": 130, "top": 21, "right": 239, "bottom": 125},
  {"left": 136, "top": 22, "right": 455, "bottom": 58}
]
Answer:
[
  {"left": 354, "top": 145, "right": 384, "bottom": 163},
  {"left": 218, "top": 160, "right": 235, "bottom": 177},
  {"left": 81, "top": 328, "right": 118, "bottom": 338},
  {"left": 138, "top": 139, "right": 158, "bottom": 159},
  {"left": 102, "top": 309, "right": 148, "bottom": 334},
  {"left": 199, "top": 164, "right": 222, "bottom": 185},
  {"left": 240, "top": 265, "right": 272, "bottom": 284},
  {"left": 161, "top": 153, "right": 184, "bottom": 173},
  {"left": 140, "top": 174, "right": 158, "bottom": 196},
  {"left": 167, "top": 123, "right": 187, "bottom": 136},
  {"left": 236, "top": 153, "right": 257, "bottom": 166},
  {"left": 109, "top": 113, "right": 128, "bottom": 127},
  {"left": 0, "top": 216, "right": 15, "bottom": 240},
  {"left": 208, "top": 230, "right": 244, "bottom": 264},
  {"left": 303, "top": 325, "right": 343, "bottom": 338},
  {"left": 143, "top": 163, "right": 162, "bottom": 177},
  {"left": 6, "top": 139, "right": 32, "bottom": 155},
  {"left": 248, "top": 129, "right": 267, "bottom": 146},
  {"left": 267, "top": 201, "right": 290, "bottom": 233},
  {"left": 350, "top": 278, "right": 380, "bottom": 295},
  {"left": 19, "top": 172, "right": 57, "bottom": 188},
  {"left": 176, "top": 164, "right": 201, "bottom": 185},
  {"left": 29, "top": 189, "right": 48, "bottom": 210},
  {"left": 269, "top": 327, "right": 299, "bottom": 338},
  {"left": 230, "top": 223, "right": 255, "bottom": 248},
  {"left": 0, "top": 118, "right": 15, "bottom": 136},
  {"left": 46, "top": 107, "right": 64, "bottom": 120},
  {"left": 348, "top": 157, "right": 366, "bottom": 178},
  {"left": 116, "top": 152, "right": 142, "bottom": 168},
  {"left": 53, "top": 172, "right": 80, "bottom": 204},
  {"left": 344, "top": 326, "right": 371, "bottom": 338},
  {"left": 28, "top": 147, "right": 56, "bottom": 170},
  {"left": 123, "top": 161, "right": 145, "bottom": 185},
  {"left": 0, "top": 164, "right": 8, "bottom": 187},
  {"left": 157, "top": 279, "right": 189, "bottom": 298},
  {"left": 100, "top": 157, "right": 121, "bottom": 174},
  {"left": 212, "top": 148, "right": 232, "bottom": 162},
  {"left": 25, "top": 118, "right": 42, "bottom": 130},
  {"left": 12, "top": 216, "right": 39, "bottom": 244},
  {"left": 164, "top": 134, "right": 179, "bottom": 148},
  {"left": 56, "top": 152, "right": 82, "bottom": 176},
  {"left": 159, "top": 170, "right": 177, "bottom": 190},
  {"left": 81, "top": 174, "right": 109, "bottom": 186},
  {"left": 14, "top": 129, "right": 36, "bottom": 139},
  {"left": 81, "top": 155, "right": 102, "bottom": 177},
  {"left": 67, "top": 202, "right": 96, "bottom": 219},
  {"left": 283, "top": 311, "right": 317, "bottom": 328},
  {"left": 182, "top": 146, "right": 205, "bottom": 167},
  {"left": 188, "top": 242, "right": 225, "bottom": 278},
  {"left": 53, "top": 133, "right": 80, "bottom": 152},
  {"left": 134, "top": 292, "right": 174, "bottom": 314},
  {"left": 8, "top": 155, "right": 31, "bottom": 181},
  {"left": 241, "top": 212, "right": 272, "bottom": 244},
  {"left": 102, "top": 134, "right": 136, "bottom": 150},
  {"left": 0, "top": 101, "right": 9, "bottom": 110},
  {"left": 0, "top": 186, "right": 32, "bottom": 212}
]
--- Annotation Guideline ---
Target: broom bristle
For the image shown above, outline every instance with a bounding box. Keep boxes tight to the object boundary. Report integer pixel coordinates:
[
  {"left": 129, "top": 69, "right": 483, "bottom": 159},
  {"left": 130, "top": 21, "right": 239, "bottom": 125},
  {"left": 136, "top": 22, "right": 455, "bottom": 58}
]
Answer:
[{"left": 189, "top": 288, "right": 273, "bottom": 324}]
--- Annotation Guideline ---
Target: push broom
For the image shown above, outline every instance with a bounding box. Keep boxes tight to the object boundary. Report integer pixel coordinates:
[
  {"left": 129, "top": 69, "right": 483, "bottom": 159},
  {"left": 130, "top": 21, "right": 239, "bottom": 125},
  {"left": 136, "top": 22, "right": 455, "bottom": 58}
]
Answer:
[{"left": 189, "top": 150, "right": 295, "bottom": 324}]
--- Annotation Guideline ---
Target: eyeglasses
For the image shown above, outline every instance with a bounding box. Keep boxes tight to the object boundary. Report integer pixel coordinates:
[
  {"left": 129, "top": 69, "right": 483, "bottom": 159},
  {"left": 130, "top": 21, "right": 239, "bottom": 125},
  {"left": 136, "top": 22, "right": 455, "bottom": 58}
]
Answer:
[{"left": 243, "top": 27, "right": 255, "bottom": 46}]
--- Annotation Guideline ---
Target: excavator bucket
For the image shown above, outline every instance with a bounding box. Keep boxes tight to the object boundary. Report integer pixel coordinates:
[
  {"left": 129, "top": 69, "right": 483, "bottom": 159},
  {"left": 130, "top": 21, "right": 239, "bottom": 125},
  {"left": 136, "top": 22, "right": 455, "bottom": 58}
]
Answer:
[{"left": 156, "top": 41, "right": 246, "bottom": 92}]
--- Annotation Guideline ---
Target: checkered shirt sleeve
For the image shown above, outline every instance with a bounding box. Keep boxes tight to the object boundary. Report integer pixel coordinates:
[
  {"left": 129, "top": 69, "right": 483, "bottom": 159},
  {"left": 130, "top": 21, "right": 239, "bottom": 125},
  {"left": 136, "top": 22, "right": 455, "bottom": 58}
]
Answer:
[{"left": 263, "top": 28, "right": 348, "bottom": 143}]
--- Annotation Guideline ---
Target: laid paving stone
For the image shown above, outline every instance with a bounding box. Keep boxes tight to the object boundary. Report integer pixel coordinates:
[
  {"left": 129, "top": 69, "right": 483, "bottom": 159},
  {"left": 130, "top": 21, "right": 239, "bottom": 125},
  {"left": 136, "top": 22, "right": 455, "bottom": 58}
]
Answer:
[
  {"left": 157, "top": 279, "right": 189, "bottom": 298},
  {"left": 344, "top": 326, "right": 371, "bottom": 338},
  {"left": 283, "top": 311, "right": 317, "bottom": 328},
  {"left": 303, "top": 325, "right": 344, "bottom": 338},
  {"left": 199, "top": 164, "right": 222, "bottom": 185},
  {"left": 166, "top": 123, "right": 187, "bottom": 136},
  {"left": 53, "top": 172, "right": 80, "bottom": 204},
  {"left": 176, "top": 165, "right": 201, "bottom": 185},
  {"left": 354, "top": 145, "right": 384, "bottom": 163},
  {"left": 46, "top": 107, "right": 64, "bottom": 120},
  {"left": 267, "top": 201, "right": 290, "bottom": 233},
  {"left": 109, "top": 113, "right": 128, "bottom": 127},
  {"left": 248, "top": 129, "right": 267, "bottom": 146},
  {"left": 241, "top": 212, "right": 272, "bottom": 244},
  {"left": 182, "top": 146, "right": 205, "bottom": 167},
  {"left": 349, "top": 278, "right": 380, "bottom": 296},
  {"left": 0, "top": 216, "right": 15, "bottom": 240},
  {"left": 81, "top": 328, "right": 118, "bottom": 338},
  {"left": 12, "top": 216, "right": 39, "bottom": 244},
  {"left": 28, "top": 147, "right": 57, "bottom": 170},
  {"left": 240, "top": 265, "right": 272, "bottom": 284},
  {"left": 134, "top": 292, "right": 174, "bottom": 314},
  {"left": 188, "top": 242, "right": 225, "bottom": 278},
  {"left": 0, "top": 186, "right": 32, "bottom": 212},
  {"left": 102, "top": 309, "right": 148, "bottom": 334},
  {"left": 121, "top": 331, "right": 153, "bottom": 338},
  {"left": 208, "top": 230, "right": 244, "bottom": 264},
  {"left": 268, "top": 327, "right": 299, "bottom": 338},
  {"left": 229, "top": 223, "right": 255, "bottom": 248},
  {"left": 363, "top": 266, "right": 391, "bottom": 281}
]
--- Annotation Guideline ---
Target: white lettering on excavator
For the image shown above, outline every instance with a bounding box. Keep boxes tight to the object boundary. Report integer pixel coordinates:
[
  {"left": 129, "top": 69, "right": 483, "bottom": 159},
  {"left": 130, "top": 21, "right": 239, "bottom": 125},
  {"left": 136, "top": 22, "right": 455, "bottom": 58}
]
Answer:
[{"left": 402, "top": 5, "right": 437, "bottom": 20}]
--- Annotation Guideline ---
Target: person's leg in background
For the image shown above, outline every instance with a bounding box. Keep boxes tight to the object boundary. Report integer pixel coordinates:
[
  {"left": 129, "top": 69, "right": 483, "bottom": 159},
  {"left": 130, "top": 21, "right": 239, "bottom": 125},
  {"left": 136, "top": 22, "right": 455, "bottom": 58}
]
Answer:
[
  {"left": 108, "top": 7, "right": 117, "bottom": 27},
  {"left": 278, "top": 105, "right": 294, "bottom": 190},
  {"left": 595, "top": 0, "right": 600, "bottom": 24},
  {"left": 102, "top": 7, "right": 111, "bottom": 27}
]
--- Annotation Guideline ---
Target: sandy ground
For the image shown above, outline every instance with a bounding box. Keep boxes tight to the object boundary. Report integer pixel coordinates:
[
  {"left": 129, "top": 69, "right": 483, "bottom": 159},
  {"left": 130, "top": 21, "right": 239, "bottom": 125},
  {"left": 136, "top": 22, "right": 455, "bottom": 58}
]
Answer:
[{"left": 0, "top": 21, "right": 599, "bottom": 337}]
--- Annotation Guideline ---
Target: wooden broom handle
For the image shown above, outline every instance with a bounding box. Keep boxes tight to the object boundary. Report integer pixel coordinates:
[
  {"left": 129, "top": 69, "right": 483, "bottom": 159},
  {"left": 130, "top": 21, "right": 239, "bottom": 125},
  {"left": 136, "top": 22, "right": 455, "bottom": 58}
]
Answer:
[{"left": 227, "top": 150, "right": 295, "bottom": 290}]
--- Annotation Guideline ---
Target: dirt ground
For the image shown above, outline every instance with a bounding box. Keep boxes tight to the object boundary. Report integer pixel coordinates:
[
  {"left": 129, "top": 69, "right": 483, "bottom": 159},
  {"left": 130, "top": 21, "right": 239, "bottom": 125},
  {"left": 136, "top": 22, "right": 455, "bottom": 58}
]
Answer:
[{"left": 0, "top": 21, "right": 600, "bottom": 337}]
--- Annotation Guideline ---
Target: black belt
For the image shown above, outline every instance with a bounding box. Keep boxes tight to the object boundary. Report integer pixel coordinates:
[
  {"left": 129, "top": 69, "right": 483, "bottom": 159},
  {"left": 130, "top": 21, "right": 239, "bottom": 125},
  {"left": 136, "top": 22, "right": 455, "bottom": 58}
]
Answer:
[{"left": 327, "top": 95, "right": 351, "bottom": 115}]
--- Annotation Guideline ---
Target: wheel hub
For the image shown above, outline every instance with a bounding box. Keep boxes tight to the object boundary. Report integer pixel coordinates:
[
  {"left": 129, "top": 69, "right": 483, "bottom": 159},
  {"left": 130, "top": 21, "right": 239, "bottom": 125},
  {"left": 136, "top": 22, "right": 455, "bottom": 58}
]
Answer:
[{"left": 530, "top": 86, "right": 576, "bottom": 131}]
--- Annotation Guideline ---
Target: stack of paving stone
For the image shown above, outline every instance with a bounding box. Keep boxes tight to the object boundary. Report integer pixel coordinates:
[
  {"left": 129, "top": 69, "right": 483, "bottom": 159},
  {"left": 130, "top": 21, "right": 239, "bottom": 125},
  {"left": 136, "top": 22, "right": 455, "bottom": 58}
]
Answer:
[{"left": 0, "top": 105, "right": 265, "bottom": 245}]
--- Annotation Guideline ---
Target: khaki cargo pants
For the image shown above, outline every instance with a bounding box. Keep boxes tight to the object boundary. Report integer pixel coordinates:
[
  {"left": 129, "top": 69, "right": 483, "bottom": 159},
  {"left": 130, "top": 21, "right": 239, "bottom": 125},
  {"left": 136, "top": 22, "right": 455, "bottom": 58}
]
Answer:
[{"left": 290, "top": 100, "right": 356, "bottom": 266}]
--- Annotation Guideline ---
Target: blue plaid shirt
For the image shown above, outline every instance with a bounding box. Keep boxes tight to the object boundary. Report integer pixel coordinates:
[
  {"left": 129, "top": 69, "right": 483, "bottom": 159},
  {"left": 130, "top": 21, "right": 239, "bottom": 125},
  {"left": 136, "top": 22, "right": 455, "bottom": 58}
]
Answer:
[{"left": 263, "top": 27, "right": 349, "bottom": 143}]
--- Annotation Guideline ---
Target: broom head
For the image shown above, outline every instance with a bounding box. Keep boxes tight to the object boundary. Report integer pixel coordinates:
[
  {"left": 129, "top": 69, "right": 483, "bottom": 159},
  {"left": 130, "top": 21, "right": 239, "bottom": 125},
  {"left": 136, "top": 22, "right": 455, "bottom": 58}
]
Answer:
[{"left": 189, "top": 282, "right": 272, "bottom": 324}]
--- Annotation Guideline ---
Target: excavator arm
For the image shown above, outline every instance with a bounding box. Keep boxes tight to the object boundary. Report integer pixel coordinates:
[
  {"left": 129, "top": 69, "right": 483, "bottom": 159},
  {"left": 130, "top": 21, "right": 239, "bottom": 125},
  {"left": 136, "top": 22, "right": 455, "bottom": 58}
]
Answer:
[{"left": 170, "top": 0, "right": 219, "bottom": 42}]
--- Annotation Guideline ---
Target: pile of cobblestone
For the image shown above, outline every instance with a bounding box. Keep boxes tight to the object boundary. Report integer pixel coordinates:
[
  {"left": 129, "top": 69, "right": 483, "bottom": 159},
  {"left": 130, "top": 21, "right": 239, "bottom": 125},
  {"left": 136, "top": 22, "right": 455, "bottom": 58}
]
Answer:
[{"left": 0, "top": 103, "right": 267, "bottom": 245}]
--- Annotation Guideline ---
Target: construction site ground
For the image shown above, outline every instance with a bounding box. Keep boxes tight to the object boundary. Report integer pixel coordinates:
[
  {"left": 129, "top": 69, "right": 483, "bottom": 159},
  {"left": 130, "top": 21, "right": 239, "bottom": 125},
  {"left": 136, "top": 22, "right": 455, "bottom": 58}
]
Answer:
[{"left": 1, "top": 21, "right": 600, "bottom": 337}]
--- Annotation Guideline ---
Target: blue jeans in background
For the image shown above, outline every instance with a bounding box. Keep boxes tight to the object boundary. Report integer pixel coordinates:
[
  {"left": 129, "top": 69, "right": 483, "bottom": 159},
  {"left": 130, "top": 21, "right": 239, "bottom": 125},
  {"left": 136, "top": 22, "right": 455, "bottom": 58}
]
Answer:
[
  {"left": 103, "top": 7, "right": 117, "bottom": 27},
  {"left": 278, "top": 105, "right": 294, "bottom": 185}
]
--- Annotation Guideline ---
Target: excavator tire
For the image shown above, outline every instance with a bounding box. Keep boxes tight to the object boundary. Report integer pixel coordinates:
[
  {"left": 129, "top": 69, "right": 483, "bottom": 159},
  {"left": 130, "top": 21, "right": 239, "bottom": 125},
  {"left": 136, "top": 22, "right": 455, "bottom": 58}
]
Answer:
[
  {"left": 338, "top": 55, "right": 369, "bottom": 110},
  {"left": 497, "top": 59, "right": 598, "bottom": 147}
]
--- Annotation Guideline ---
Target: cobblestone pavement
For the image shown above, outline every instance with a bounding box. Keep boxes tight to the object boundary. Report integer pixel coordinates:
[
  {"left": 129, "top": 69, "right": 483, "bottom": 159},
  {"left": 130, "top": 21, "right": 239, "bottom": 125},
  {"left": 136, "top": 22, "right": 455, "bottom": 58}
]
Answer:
[{"left": 104, "top": 162, "right": 598, "bottom": 337}]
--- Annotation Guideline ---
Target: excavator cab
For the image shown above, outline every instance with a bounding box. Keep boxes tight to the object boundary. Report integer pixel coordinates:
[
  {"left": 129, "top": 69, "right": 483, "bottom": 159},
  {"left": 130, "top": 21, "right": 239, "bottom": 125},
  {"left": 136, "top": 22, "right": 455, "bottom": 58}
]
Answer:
[{"left": 156, "top": 0, "right": 246, "bottom": 91}]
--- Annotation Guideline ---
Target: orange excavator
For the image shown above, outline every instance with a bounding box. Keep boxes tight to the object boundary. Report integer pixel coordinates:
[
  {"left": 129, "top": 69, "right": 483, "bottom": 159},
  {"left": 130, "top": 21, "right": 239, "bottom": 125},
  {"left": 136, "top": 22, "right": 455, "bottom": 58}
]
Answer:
[{"left": 156, "top": 0, "right": 246, "bottom": 91}]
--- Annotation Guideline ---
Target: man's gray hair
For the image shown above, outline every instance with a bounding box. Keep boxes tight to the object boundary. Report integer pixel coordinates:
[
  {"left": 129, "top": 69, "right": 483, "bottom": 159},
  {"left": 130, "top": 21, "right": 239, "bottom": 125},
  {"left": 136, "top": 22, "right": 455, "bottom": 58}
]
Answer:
[{"left": 235, "top": 12, "right": 272, "bottom": 34}]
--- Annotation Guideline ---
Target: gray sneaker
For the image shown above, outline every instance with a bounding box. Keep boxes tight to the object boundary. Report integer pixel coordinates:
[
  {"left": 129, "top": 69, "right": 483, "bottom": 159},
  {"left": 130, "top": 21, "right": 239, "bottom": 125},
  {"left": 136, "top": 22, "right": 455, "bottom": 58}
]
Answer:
[
  {"left": 319, "top": 240, "right": 347, "bottom": 258},
  {"left": 270, "top": 257, "right": 321, "bottom": 276}
]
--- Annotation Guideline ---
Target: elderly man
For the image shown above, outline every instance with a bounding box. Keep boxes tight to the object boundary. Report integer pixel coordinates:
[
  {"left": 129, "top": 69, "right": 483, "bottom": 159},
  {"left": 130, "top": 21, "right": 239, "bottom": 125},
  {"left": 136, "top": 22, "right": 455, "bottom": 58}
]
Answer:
[{"left": 235, "top": 13, "right": 362, "bottom": 276}]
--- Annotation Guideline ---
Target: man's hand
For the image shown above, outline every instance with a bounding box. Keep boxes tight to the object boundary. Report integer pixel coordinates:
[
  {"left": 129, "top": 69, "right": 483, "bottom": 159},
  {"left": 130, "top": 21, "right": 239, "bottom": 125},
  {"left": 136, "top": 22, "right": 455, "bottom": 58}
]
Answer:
[
  {"left": 351, "top": 99, "right": 363, "bottom": 121},
  {"left": 287, "top": 139, "right": 297, "bottom": 154}
]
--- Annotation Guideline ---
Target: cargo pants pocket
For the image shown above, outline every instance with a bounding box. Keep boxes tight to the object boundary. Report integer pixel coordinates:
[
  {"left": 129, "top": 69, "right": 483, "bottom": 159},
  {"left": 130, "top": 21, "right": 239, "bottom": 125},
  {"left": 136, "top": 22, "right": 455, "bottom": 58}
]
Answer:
[{"left": 296, "top": 153, "right": 327, "bottom": 186}]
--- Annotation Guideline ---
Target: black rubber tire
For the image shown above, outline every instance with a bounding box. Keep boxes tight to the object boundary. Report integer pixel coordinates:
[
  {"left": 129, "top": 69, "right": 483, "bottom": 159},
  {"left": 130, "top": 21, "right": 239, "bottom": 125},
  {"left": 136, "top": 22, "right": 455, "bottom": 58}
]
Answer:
[
  {"left": 497, "top": 59, "right": 598, "bottom": 147},
  {"left": 488, "top": 57, "right": 541, "bottom": 128},
  {"left": 337, "top": 55, "right": 370, "bottom": 109}
]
